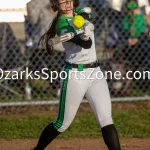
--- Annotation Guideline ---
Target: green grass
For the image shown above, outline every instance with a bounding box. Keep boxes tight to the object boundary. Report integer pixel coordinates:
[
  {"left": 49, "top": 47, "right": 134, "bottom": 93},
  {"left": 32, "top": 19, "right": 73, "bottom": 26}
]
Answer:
[{"left": 0, "top": 106, "right": 150, "bottom": 139}]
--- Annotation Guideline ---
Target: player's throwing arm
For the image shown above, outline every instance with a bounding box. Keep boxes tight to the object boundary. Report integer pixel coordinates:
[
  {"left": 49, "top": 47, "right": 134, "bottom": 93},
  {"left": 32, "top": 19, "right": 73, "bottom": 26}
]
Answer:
[{"left": 48, "top": 14, "right": 94, "bottom": 46}]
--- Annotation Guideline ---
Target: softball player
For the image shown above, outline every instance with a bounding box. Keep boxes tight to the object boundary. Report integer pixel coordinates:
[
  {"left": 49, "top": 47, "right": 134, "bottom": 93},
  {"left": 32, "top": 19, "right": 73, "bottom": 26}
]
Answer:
[{"left": 32, "top": 0, "right": 121, "bottom": 149}]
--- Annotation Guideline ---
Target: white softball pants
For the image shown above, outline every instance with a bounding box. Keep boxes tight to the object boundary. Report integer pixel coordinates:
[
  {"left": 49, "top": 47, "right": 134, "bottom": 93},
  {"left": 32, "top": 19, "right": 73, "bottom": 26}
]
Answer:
[{"left": 53, "top": 66, "right": 113, "bottom": 132}]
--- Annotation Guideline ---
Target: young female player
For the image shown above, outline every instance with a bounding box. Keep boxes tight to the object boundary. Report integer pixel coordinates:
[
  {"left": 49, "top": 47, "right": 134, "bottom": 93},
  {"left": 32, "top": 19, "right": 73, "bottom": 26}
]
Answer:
[{"left": 31, "top": 0, "right": 121, "bottom": 149}]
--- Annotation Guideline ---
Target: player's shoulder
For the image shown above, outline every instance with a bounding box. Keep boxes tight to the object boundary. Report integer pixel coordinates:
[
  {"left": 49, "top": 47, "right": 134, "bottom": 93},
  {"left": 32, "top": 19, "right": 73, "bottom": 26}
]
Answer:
[
  {"left": 74, "top": 8, "right": 85, "bottom": 14},
  {"left": 74, "top": 7, "right": 92, "bottom": 21},
  {"left": 57, "top": 16, "right": 69, "bottom": 28},
  {"left": 56, "top": 16, "right": 74, "bottom": 35}
]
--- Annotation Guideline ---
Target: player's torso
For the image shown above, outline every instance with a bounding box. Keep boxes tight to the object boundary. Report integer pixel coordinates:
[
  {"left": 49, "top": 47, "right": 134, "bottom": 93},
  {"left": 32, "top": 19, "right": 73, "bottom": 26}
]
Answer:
[
  {"left": 56, "top": 8, "right": 97, "bottom": 64},
  {"left": 62, "top": 33, "right": 97, "bottom": 64}
]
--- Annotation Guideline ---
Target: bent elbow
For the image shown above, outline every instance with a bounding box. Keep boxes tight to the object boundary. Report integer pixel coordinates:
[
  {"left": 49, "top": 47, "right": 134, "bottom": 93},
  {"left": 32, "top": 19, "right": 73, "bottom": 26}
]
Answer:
[{"left": 81, "top": 38, "right": 92, "bottom": 49}]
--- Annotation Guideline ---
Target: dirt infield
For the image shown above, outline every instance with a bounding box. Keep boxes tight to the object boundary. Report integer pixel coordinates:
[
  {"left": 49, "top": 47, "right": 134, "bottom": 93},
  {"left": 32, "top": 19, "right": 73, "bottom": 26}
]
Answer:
[{"left": 0, "top": 138, "right": 150, "bottom": 150}]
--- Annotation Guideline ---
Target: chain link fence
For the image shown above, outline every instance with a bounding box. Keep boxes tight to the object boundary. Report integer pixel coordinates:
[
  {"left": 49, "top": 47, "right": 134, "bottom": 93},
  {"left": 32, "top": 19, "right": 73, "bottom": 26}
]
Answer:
[{"left": 1, "top": 0, "right": 150, "bottom": 104}]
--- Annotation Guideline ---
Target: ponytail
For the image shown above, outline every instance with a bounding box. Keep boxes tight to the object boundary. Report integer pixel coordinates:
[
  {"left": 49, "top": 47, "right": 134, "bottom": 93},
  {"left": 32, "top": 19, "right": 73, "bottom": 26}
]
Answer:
[{"left": 39, "top": 13, "right": 60, "bottom": 54}]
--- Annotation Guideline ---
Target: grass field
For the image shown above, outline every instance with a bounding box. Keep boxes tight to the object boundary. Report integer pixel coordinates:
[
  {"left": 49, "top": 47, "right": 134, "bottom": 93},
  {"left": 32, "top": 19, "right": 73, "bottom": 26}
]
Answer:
[{"left": 0, "top": 103, "right": 150, "bottom": 139}]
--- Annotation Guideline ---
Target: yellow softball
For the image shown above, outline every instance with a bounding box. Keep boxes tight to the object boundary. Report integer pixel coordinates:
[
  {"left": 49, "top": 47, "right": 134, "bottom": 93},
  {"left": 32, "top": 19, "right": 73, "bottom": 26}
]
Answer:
[{"left": 72, "top": 15, "right": 85, "bottom": 28}]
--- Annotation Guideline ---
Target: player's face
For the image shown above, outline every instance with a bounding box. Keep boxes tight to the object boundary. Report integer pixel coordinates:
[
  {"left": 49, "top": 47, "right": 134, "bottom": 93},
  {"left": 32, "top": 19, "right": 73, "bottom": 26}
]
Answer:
[{"left": 58, "top": 0, "right": 74, "bottom": 14}]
